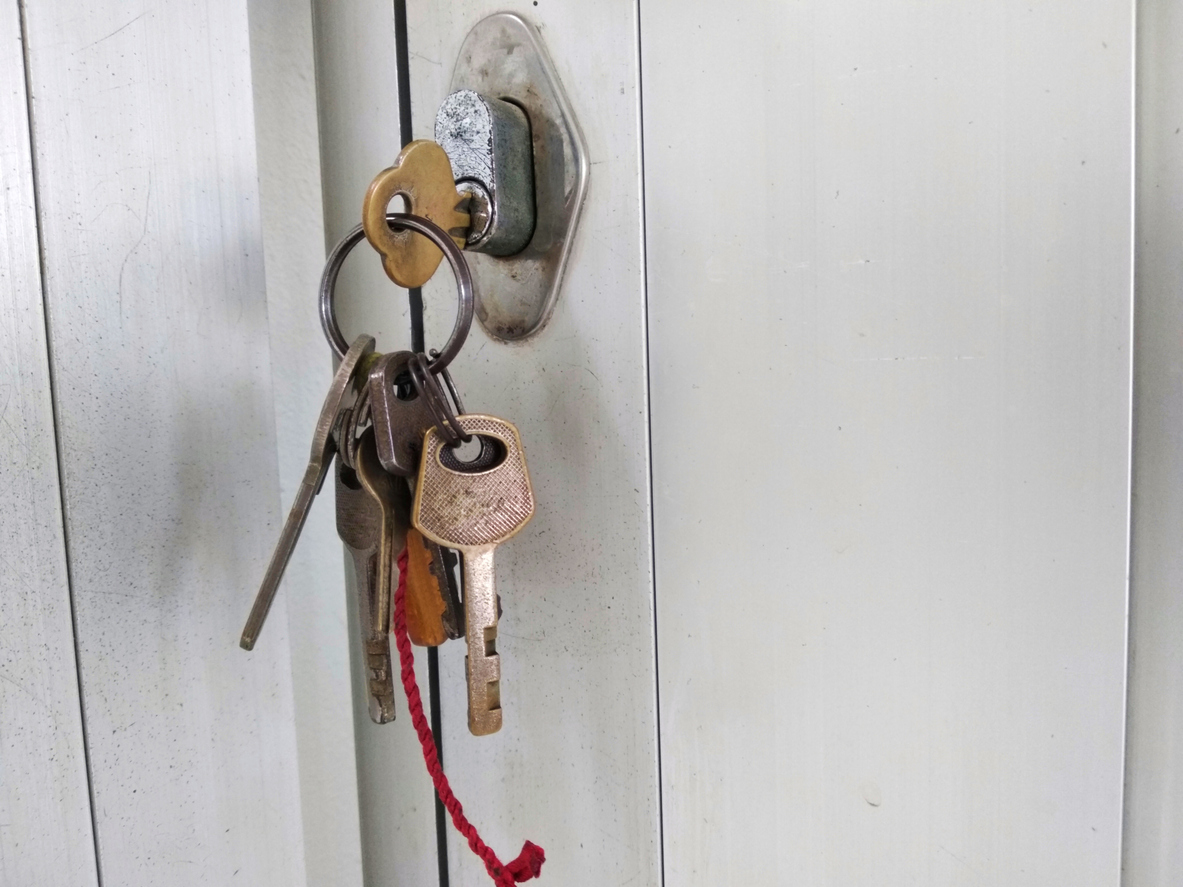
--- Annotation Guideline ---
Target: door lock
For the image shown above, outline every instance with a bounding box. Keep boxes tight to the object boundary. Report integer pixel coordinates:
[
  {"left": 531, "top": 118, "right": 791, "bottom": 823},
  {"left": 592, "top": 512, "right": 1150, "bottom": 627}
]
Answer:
[
  {"left": 361, "top": 13, "right": 588, "bottom": 342},
  {"left": 435, "top": 89, "right": 535, "bottom": 258}
]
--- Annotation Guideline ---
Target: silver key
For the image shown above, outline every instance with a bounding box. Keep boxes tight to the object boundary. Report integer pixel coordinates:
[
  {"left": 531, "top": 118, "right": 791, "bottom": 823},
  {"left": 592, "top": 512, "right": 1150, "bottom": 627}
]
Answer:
[
  {"left": 240, "top": 334, "right": 375, "bottom": 650},
  {"left": 335, "top": 425, "right": 408, "bottom": 723},
  {"left": 369, "top": 350, "right": 436, "bottom": 476},
  {"left": 412, "top": 414, "right": 535, "bottom": 736}
]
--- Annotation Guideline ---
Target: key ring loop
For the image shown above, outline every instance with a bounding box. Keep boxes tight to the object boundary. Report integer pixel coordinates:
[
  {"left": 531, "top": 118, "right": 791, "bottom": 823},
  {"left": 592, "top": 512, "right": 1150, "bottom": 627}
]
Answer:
[
  {"left": 407, "top": 351, "right": 469, "bottom": 445},
  {"left": 319, "top": 213, "right": 474, "bottom": 369}
]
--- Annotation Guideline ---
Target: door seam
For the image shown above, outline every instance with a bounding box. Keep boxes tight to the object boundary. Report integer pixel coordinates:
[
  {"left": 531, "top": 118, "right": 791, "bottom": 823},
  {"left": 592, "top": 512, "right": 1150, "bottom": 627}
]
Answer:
[{"left": 17, "top": 1, "right": 105, "bottom": 883}]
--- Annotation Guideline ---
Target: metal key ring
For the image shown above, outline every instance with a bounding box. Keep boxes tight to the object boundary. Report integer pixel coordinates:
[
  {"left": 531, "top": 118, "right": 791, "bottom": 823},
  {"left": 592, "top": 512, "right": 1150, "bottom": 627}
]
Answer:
[
  {"left": 407, "top": 351, "right": 469, "bottom": 445},
  {"left": 319, "top": 213, "right": 474, "bottom": 368}
]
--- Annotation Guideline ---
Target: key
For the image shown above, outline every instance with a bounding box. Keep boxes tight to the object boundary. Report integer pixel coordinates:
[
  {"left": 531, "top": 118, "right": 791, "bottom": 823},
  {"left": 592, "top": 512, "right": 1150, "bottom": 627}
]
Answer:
[
  {"left": 362, "top": 140, "right": 469, "bottom": 289},
  {"left": 335, "top": 441, "right": 396, "bottom": 723},
  {"left": 369, "top": 350, "right": 436, "bottom": 477},
  {"left": 412, "top": 414, "right": 535, "bottom": 735},
  {"left": 336, "top": 425, "right": 409, "bottom": 723},
  {"left": 405, "top": 527, "right": 464, "bottom": 646},
  {"left": 354, "top": 424, "right": 410, "bottom": 644},
  {"left": 241, "top": 334, "right": 375, "bottom": 650},
  {"left": 369, "top": 350, "right": 463, "bottom": 644}
]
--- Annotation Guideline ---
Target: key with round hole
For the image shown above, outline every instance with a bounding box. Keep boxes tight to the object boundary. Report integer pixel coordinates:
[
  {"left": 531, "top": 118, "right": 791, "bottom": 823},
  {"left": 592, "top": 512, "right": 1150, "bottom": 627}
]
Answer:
[
  {"left": 362, "top": 141, "right": 469, "bottom": 289},
  {"left": 241, "top": 334, "right": 375, "bottom": 650},
  {"left": 335, "top": 430, "right": 405, "bottom": 723},
  {"left": 369, "top": 349, "right": 465, "bottom": 645},
  {"left": 412, "top": 414, "right": 535, "bottom": 735},
  {"left": 368, "top": 350, "right": 436, "bottom": 477}
]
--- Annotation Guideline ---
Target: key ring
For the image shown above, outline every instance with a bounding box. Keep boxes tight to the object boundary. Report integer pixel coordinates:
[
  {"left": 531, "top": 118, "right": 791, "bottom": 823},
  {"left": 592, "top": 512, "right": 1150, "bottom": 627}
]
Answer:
[
  {"left": 407, "top": 351, "right": 469, "bottom": 445},
  {"left": 319, "top": 213, "right": 474, "bottom": 370}
]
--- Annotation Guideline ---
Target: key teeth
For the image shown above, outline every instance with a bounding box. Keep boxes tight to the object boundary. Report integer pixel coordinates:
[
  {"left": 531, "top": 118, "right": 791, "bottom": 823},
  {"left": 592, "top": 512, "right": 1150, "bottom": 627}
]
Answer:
[
  {"left": 369, "top": 694, "right": 396, "bottom": 725},
  {"left": 466, "top": 654, "right": 503, "bottom": 736}
]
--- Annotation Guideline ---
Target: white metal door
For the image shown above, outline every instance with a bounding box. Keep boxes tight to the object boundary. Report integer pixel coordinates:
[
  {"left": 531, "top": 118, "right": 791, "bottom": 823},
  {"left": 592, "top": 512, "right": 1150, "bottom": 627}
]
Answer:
[
  {"left": 642, "top": 3, "right": 1132, "bottom": 884},
  {"left": 313, "top": 3, "right": 1138, "bottom": 885},
  {"left": 10, "top": 2, "right": 308, "bottom": 883},
  {"left": 3, "top": 1, "right": 1161, "bottom": 885}
]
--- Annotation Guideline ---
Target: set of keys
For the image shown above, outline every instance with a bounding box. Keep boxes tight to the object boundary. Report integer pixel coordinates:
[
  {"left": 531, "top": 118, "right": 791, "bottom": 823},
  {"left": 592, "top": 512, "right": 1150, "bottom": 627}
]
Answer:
[{"left": 240, "top": 170, "right": 536, "bottom": 737}]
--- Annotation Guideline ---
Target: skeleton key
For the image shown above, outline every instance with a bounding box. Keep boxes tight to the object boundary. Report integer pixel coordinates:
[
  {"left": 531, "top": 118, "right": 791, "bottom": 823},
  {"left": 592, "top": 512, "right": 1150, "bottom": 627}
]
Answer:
[
  {"left": 241, "top": 334, "right": 375, "bottom": 650},
  {"left": 412, "top": 414, "right": 535, "bottom": 735},
  {"left": 335, "top": 434, "right": 403, "bottom": 723}
]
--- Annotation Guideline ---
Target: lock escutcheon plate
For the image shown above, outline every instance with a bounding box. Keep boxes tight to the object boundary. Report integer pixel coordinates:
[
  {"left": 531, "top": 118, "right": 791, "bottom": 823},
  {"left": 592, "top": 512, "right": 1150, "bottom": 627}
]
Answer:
[{"left": 444, "top": 13, "right": 589, "bottom": 341}]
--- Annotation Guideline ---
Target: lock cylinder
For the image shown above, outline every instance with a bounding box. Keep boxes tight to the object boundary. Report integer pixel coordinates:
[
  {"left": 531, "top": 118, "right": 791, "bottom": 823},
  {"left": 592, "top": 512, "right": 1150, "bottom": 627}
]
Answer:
[{"left": 435, "top": 89, "right": 536, "bottom": 257}]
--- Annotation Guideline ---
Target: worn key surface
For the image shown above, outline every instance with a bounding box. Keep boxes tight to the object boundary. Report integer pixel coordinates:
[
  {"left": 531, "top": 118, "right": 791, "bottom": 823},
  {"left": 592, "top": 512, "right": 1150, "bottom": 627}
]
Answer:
[
  {"left": 240, "top": 334, "right": 375, "bottom": 650},
  {"left": 369, "top": 350, "right": 436, "bottom": 477},
  {"left": 412, "top": 414, "right": 534, "bottom": 735},
  {"left": 354, "top": 424, "right": 410, "bottom": 644},
  {"left": 361, "top": 140, "right": 469, "bottom": 288},
  {"left": 405, "top": 526, "right": 464, "bottom": 646},
  {"left": 335, "top": 434, "right": 399, "bottom": 723}
]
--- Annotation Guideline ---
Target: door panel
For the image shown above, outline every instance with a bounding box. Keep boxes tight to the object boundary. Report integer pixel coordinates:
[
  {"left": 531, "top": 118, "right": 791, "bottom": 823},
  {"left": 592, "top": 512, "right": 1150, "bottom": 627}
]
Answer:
[
  {"left": 1124, "top": 2, "right": 1183, "bottom": 881},
  {"left": 409, "top": 5, "right": 661, "bottom": 886},
  {"left": 247, "top": 0, "right": 364, "bottom": 883},
  {"left": 642, "top": 2, "right": 1132, "bottom": 884},
  {"left": 0, "top": 4, "right": 99, "bottom": 884},
  {"left": 309, "top": 2, "right": 442, "bottom": 883},
  {"left": 21, "top": 2, "right": 306, "bottom": 883}
]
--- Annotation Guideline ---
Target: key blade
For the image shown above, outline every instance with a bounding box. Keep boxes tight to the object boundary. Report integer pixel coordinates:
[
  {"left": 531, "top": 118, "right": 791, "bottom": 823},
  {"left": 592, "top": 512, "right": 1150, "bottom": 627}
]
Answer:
[
  {"left": 355, "top": 428, "right": 411, "bottom": 638},
  {"left": 462, "top": 546, "right": 502, "bottom": 735},
  {"left": 335, "top": 452, "right": 397, "bottom": 723},
  {"left": 240, "top": 478, "right": 320, "bottom": 650}
]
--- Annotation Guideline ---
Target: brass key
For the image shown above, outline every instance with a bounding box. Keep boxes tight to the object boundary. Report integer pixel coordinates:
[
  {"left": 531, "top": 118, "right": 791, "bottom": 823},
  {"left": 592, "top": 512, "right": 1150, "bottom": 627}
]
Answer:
[
  {"left": 412, "top": 414, "right": 535, "bottom": 736},
  {"left": 362, "top": 141, "right": 469, "bottom": 288},
  {"left": 240, "top": 334, "right": 375, "bottom": 650}
]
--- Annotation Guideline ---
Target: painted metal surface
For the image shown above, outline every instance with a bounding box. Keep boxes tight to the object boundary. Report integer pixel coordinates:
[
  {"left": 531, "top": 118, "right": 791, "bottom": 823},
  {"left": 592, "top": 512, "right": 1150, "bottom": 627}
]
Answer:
[
  {"left": 245, "top": 0, "right": 364, "bottom": 881},
  {"left": 443, "top": 13, "right": 590, "bottom": 340},
  {"left": 21, "top": 2, "right": 306, "bottom": 883},
  {"left": 1124, "top": 2, "right": 1183, "bottom": 882},
  {"left": 309, "top": 2, "right": 442, "bottom": 884},
  {"left": 642, "top": 2, "right": 1133, "bottom": 884},
  {"left": 409, "top": 4, "right": 661, "bottom": 885},
  {"left": 0, "top": 5, "right": 99, "bottom": 884}
]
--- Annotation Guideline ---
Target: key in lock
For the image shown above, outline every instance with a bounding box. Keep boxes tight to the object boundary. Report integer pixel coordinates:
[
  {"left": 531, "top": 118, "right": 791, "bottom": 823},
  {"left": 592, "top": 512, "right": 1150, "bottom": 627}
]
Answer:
[
  {"left": 362, "top": 92, "right": 534, "bottom": 287},
  {"left": 362, "top": 14, "right": 588, "bottom": 341}
]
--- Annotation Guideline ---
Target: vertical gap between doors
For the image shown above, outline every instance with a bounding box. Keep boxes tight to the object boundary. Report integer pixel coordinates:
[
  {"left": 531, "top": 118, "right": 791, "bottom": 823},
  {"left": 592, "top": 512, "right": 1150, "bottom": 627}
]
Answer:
[
  {"left": 392, "top": 2, "right": 451, "bottom": 885},
  {"left": 16, "top": 1, "right": 105, "bottom": 884},
  {"left": 634, "top": 1, "right": 667, "bottom": 884}
]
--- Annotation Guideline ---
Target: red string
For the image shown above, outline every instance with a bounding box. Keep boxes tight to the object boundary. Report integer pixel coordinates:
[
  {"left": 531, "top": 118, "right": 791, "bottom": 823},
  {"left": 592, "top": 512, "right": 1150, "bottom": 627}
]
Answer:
[{"left": 393, "top": 548, "right": 546, "bottom": 886}]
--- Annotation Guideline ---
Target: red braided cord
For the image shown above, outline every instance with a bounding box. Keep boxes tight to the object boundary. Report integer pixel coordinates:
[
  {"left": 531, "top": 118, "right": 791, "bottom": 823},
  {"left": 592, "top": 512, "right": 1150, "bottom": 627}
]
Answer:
[{"left": 393, "top": 548, "right": 545, "bottom": 886}]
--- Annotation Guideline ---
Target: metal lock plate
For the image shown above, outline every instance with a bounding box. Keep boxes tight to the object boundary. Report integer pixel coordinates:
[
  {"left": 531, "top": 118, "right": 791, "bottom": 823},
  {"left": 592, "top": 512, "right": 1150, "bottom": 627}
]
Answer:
[{"left": 440, "top": 13, "right": 589, "bottom": 341}]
